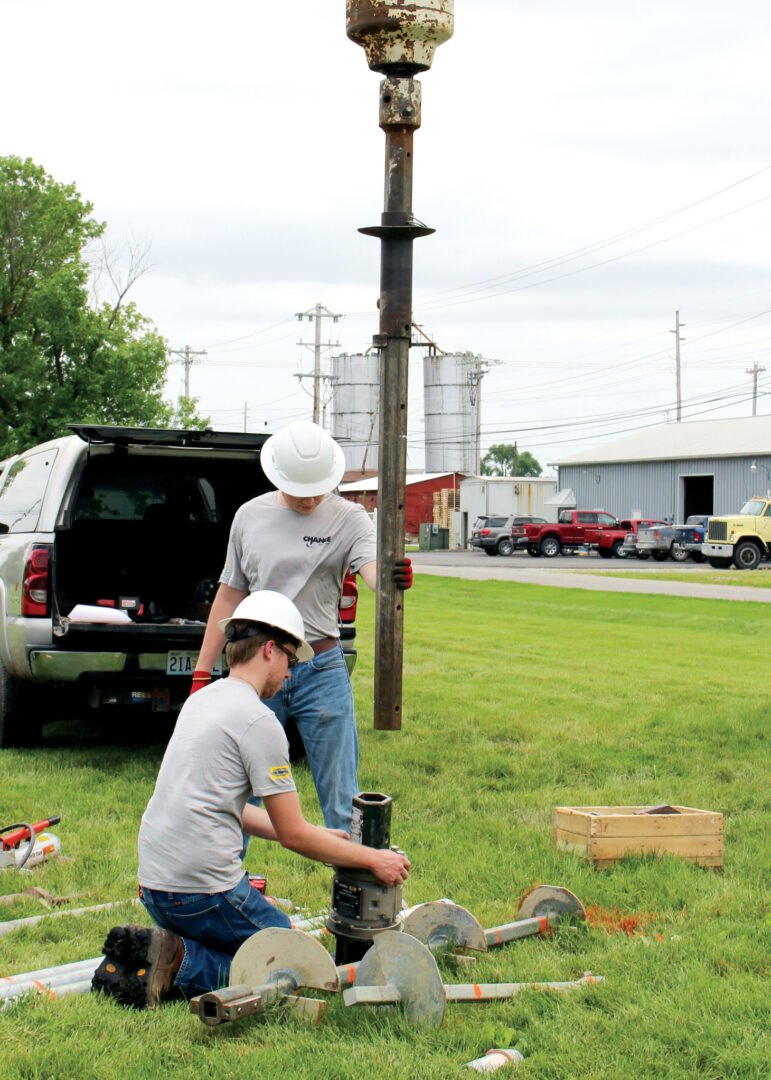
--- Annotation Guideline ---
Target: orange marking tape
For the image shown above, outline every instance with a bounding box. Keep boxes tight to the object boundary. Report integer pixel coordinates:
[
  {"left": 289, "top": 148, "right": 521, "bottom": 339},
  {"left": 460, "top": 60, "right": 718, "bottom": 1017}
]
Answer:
[
  {"left": 586, "top": 975, "right": 596, "bottom": 985},
  {"left": 493, "top": 930, "right": 502, "bottom": 944},
  {"left": 344, "top": 965, "right": 356, "bottom": 985},
  {"left": 539, "top": 917, "right": 548, "bottom": 934},
  {"left": 472, "top": 984, "right": 482, "bottom": 999}
]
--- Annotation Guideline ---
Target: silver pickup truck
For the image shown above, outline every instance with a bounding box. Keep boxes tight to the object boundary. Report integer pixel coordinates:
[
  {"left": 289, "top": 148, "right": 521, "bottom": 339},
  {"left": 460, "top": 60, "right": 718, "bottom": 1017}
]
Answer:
[
  {"left": 0, "top": 425, "right": 278, "bottom": 746},
  {"left": 633, "top": 515, "right": 709, "bottom": 563},
  {"left": 0, "top": 424, "right": 360, "bottom": 750}
]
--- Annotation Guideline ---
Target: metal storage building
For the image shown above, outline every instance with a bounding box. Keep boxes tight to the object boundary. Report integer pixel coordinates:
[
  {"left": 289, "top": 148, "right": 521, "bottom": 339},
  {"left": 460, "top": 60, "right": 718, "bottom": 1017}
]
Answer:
[{"left": 550, "top": 416, "right": 771, "bottom": 521}]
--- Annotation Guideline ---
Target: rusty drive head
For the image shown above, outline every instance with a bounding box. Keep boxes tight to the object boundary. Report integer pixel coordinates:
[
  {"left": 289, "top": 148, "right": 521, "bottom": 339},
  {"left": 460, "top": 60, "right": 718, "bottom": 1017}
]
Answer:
[{"left": 346, "top": 0, "right": 454, "bottom": 77}]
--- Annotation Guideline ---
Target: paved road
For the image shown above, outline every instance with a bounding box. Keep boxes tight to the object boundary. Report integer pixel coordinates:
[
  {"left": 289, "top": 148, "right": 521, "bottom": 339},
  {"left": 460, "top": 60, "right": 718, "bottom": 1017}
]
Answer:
[{"left": 410, "top": 550, "right": 771, "bottom": 603}]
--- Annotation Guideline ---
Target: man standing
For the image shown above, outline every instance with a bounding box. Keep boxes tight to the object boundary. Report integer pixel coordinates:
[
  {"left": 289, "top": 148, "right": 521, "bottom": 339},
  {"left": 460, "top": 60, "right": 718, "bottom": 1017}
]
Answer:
[
  {"left": 92, "top": 591, "right": 410, "bottom": 1009},
  {"left": 191, "top": 420, "right": 411, "bottom": 832}
]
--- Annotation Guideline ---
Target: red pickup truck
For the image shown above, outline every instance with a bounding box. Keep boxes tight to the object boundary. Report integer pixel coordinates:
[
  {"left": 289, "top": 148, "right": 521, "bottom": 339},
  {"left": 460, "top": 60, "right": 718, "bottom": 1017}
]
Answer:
[{"left": 513, "top": 510, "right": 662, "bottom": 559}]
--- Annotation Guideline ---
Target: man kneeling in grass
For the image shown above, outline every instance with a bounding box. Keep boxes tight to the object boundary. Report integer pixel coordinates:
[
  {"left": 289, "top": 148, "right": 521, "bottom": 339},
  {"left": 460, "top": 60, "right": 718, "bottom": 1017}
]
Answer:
[{"left": 92, "top": 590, "right": 410, "bottom": 1009}]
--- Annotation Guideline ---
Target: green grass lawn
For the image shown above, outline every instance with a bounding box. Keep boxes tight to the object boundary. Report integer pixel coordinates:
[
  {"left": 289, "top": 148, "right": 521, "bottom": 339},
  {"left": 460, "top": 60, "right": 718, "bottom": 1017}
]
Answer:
[{"left": 1, "top": 579, "right": 769, "bottom": 1079}]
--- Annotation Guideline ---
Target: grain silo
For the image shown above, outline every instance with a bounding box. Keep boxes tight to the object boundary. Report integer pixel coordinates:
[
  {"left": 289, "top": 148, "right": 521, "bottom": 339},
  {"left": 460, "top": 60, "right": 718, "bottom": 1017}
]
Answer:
[
  {"left": 330, "top": 352, "right": 380, "bottom": 472},
  {"left": 423, "top": 351, "right": 486, "bottom": 474}
]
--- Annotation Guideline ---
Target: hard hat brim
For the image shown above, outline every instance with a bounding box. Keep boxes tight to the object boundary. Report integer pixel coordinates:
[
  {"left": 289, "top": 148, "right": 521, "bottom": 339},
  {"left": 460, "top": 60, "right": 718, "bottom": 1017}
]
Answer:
[
  {"left": 218, "top": 590, "right": 315, "bottom": 662},
  {"left": 218, "top": 615, "right": 315, "bottom": 663}
]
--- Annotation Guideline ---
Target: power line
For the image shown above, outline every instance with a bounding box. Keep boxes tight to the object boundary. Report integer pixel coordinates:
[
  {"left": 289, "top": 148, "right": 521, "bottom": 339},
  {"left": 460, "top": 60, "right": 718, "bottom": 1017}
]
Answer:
[{"left": 413, "top": 193, "right": 771, "bottom": 314}]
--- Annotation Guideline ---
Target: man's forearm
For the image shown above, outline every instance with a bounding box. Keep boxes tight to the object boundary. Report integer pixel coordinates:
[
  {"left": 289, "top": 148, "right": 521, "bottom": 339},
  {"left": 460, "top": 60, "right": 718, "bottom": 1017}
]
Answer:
[
  {"left": 279, "top": 819, "right": 371, "bottom": 867},
  {"left": 263, "top": 792, "right": 409, "bottom": 886},
  {"left": 242, "top": 804, "right": 279, "bottom": 841},
  {"left": 358, "top": 560, "right": 377, "bottom": 592},
  {"left": 196, "top": 584, "right": 248, "bottom": 672}
]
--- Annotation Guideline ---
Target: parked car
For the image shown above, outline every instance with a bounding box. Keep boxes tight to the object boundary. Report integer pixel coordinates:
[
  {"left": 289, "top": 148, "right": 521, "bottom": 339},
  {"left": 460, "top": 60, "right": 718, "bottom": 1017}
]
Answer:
[
  {"left": 470, "top": 515, "right": 546, "bottom": 556},
  {"left": 0, "top": 424, "right": 359, "bottom": 747},
  {"left": 635, "top": 515, "right": 711, "bottom": 562},
  {"left": 621, "top": 519, "right": 671, "bottom": 559}
]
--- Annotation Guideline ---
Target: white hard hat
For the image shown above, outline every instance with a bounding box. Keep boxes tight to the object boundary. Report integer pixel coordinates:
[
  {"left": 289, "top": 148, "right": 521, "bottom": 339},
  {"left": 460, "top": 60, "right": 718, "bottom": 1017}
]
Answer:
[
  {"left": 218, "top": 590, "right": 314, "bottom": 662},
  {"left": 261, "top": 420, "right": 346, "bottom": 497}
]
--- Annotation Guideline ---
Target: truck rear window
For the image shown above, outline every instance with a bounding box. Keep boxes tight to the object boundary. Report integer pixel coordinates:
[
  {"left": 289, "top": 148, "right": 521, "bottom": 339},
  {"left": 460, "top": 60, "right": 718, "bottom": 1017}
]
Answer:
[{"left": 73, "top": 474, "right": 219, "bottom": 523}]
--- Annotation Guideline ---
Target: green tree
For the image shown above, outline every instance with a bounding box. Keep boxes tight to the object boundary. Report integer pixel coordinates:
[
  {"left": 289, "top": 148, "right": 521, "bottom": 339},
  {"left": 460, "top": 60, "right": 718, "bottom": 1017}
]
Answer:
[
  {"left": 480, "top": 442, "right": 542, "bottom": 477},
  {"left": 0, "top": 156, "right": 207, "bottom": 458}
]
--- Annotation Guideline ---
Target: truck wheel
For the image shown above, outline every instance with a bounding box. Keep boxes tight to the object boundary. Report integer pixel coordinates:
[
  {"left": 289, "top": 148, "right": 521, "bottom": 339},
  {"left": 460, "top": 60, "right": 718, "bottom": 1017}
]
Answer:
[
  {"left": 527, "top": 546, "right": 541, "bottom": 557},
  {"left": 652, "top": 550, "right": 669, "bottom": 562},
  {"left": 540, "top": 536, "right": 561, "bottom": 558},
  {"left": 612, "top": 540, "right": 627, "bottom": 559},
  {"left": 484, "top": 548, "right": 498, "bottom": 557},
  {"left": 561, "top": 547, "right": 575, "bottom": 556},
  {"left": 708, "top": 557, "right": 732, "bottom": 569},
  {"left": 598, "top": 548, "right": 613, "bottom": 559},
  {"left": 671, "top": 544, "right": 690, "bottom": 562},
  {"left": 691, "top": 552, "right": 707, "bottom": 564},
  {"left": 733, "top": 541, "right": 762, "bottom": 570},
  {"left": 0, "top": 662, "right": 43, "bottom": 749},
  {"left": 497, "top": 538, "right": 514, "bottom": 557},
  {"left": 636, "top": 552, "right": 650, "bottom": 561}
]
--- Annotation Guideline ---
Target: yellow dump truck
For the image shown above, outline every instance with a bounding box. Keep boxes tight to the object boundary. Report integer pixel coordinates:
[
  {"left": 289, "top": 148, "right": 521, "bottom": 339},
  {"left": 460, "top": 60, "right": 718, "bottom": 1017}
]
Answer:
[{"left": 701, "top": 496, "right": 771, "bottom": 569}]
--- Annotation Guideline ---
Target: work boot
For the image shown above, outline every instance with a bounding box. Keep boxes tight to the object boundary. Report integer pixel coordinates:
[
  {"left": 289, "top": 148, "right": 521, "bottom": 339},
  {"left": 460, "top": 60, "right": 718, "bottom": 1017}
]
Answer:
[
  {"left": 121, "top": 925, "right": 184, "bottom": 1009},
  {"left": 92, "top": 924, "right": 184, "bottom": 1009},
  {"left": 91, "top": 923, "right": 146, "bottom": 999}
]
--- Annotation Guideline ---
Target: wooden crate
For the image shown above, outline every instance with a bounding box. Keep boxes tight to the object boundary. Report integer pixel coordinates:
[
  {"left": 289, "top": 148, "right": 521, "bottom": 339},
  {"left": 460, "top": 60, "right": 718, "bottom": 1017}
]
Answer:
[{"left": 554, "top": 805, "right": 723, "bottom": 868}]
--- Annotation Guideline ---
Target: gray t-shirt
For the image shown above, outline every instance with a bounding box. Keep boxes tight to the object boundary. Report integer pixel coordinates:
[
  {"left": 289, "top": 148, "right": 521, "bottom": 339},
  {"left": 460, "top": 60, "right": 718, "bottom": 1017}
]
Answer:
[
  {"left": 137, "top": 678, "right": 296, "bottom": 893},
  {"left": 220, "top": 492, "right": 376, "bottom": 641}
]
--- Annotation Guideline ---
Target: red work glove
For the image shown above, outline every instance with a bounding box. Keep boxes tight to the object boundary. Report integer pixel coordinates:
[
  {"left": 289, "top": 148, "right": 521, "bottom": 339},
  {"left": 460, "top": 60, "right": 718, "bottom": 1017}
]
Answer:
[
  {"left": 189, "top": 669, "right": 212, "bottom": 696},
  {"left": 392, "top": 558, "right": 413, "bottom": 590}
]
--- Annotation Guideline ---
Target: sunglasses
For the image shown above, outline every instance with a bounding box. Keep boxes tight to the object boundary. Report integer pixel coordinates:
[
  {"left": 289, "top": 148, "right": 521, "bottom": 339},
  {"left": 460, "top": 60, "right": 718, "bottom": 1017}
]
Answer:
[{"left": 274, "top": 642, "right": 299, "bottom": 667}]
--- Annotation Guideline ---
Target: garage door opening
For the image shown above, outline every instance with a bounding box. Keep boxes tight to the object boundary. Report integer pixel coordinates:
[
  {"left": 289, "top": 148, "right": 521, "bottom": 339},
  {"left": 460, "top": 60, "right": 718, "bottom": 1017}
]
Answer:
[{"left": 681, "top": 474, "right": 713, "bottom": 519}]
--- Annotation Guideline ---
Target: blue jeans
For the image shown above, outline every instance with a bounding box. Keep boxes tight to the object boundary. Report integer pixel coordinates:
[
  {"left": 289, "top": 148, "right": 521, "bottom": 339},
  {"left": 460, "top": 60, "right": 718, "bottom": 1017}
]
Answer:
[
  {"left": 139, "top": 873, "right": 291, "bottom": 997},
  {"left": 262, "top": 644, "right": 359, "bottom": 832}
]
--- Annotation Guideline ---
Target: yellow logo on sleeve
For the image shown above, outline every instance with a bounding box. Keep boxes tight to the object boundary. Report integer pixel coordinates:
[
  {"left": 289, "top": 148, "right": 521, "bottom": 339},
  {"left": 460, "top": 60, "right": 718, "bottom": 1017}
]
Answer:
[{"left": 269, "top": 765, "right": 293, "bottom": 783}]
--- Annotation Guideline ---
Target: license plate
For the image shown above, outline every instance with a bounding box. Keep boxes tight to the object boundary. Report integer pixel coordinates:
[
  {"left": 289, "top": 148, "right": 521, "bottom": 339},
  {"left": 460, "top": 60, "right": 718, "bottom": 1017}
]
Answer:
[{"left": 166, "top": 651, "right": 222, "bottom": 676}]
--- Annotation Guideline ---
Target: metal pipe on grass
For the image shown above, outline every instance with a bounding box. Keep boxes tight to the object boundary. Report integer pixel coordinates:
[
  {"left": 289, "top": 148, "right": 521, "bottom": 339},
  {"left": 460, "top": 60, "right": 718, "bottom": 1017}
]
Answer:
[
  {"left": 1, "top": 977, "right": 94, "bottom": 1010},
  {"left": 0, "top": 897, "right": 140, "bottom": 938}
]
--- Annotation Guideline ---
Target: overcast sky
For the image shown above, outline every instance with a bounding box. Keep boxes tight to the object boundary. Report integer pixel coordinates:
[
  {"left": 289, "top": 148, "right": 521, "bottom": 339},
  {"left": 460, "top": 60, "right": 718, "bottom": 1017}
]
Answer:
[{"left": 3, "top": 0, "right": 771, "bottom": 469}]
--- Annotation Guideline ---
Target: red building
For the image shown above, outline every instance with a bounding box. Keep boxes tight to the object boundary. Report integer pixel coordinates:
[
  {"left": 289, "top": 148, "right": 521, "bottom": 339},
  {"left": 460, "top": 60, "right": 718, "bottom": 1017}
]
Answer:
[{"left": 338, "top": 472, "right": 462, "bottom": 538}]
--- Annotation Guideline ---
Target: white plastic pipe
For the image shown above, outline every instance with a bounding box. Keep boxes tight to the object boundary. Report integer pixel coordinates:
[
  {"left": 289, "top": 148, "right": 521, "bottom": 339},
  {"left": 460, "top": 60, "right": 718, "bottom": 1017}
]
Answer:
[
  {"left": 1, "top": 956, "right": 102, "bottom": 987},
  {"left": 0, "top": 963, "right": 101, "bottom": 1001},
  {"left": 0, "top": 898, "right": 140, "bottom": 938},
  {"left": 1, "top": 977, "right": 94, "bottom": 1010}
]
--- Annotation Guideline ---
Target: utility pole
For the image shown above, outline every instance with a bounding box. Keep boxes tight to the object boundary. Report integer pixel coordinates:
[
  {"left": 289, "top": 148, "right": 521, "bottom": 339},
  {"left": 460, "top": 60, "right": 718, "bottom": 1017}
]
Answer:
[
  {"left": 168, "top": 345, "right": 207, "bottom": 398},
  {"left": 295, "top": 304, "right": 341, "bottom": 424},
  {"left": 347, "top": 1, "right": 453, "bottom": 731},
  {"left": 746, "top": 361, "right": 766, "bottom": 416},
  {"left": 669, "top": 311, "right": 684, "bottom": 422}
]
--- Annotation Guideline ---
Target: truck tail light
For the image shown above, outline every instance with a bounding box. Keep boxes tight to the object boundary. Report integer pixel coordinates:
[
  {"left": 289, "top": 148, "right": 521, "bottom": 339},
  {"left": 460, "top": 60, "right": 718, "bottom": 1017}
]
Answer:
[
  {"left": 22, "top": 544, "right": 52, "bottom": 617},
  {"left": 339, "top": 569, "right": 358, "bottom": 624},
  {"left": 479, "top": 529, "right": 491, "bottom": 536}
]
